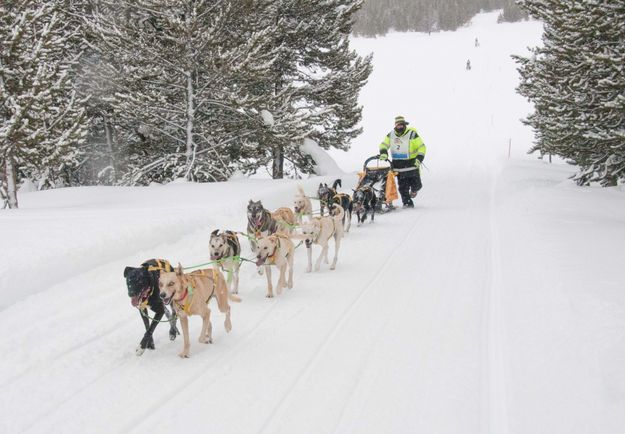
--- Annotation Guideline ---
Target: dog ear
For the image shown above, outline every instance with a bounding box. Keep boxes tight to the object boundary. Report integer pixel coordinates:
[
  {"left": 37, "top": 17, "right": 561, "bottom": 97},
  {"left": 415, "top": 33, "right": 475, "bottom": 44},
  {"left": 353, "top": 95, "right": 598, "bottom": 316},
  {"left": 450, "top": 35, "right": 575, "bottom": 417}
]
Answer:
[
  {"left": 176, "top": 263, "right": 183, "bottom": 275},
  {"left": 211, "top": 229, "right": 219, "bottom": 237},
  {"left": 123, "top": 266, "right": 132, "bottom": 278}
]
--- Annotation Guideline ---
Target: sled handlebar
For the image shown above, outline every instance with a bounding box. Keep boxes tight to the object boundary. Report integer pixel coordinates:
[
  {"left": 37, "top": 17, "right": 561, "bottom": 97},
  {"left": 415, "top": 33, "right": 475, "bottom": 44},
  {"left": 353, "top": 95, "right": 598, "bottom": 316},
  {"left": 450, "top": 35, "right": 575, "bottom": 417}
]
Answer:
[{"left": 363, "top": 155, "right": 392, "bottom": 171}]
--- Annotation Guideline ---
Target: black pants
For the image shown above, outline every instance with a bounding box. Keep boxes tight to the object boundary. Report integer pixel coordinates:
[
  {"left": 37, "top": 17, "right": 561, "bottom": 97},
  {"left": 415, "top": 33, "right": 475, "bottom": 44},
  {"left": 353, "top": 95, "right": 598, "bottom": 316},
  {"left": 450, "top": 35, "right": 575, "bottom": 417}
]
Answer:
[{"left": 397, "top": 169, "right": 422, "bottom": 205}]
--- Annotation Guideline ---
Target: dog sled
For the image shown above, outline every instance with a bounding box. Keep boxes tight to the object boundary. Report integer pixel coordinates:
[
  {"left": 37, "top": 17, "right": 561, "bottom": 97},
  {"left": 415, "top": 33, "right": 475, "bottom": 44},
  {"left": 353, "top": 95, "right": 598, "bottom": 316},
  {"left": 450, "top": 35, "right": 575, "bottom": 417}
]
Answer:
[{"left": 356, "top": 155, "right": 398, "bottom": 213}]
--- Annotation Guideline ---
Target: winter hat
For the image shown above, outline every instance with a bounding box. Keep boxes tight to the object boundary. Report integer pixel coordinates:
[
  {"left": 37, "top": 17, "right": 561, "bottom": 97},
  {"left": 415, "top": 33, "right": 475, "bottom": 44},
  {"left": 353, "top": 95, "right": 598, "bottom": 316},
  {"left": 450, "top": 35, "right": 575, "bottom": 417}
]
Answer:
[{"left": 394, "top": 115, "right": 409, "bottom": 125}]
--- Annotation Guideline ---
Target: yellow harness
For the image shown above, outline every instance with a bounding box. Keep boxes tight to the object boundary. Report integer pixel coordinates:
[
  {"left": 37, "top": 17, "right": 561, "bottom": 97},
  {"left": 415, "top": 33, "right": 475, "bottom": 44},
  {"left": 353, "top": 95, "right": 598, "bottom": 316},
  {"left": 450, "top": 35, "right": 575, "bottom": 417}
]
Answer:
[
  {"left": 146, "top": 259, "right": 173, "bottom": 273},
  {"left": 139, "top": 259, "right": 174, "bottom": 309}
]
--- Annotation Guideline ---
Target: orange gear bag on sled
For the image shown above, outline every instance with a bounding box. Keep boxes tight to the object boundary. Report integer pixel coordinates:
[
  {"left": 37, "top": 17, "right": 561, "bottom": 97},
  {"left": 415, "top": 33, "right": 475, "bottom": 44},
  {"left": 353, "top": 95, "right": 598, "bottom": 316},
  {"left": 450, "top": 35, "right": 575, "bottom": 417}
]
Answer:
[{"left": 385, "top": 171, "right": 399, "bottom": 204}]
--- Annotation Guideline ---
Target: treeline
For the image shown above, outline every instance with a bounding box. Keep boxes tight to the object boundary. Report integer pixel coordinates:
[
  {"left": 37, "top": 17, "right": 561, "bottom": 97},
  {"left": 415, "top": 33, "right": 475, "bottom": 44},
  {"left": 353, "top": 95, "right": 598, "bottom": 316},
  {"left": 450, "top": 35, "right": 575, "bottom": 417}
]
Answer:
[
  {"left": 353, "top": 0, "right": 528, "bottom": 36},
  {"left": 0, "top": 0, "right": 372, "bottom": 208},
  {"left": 514, "top": 1, "right": 625, "bottom": 186}
]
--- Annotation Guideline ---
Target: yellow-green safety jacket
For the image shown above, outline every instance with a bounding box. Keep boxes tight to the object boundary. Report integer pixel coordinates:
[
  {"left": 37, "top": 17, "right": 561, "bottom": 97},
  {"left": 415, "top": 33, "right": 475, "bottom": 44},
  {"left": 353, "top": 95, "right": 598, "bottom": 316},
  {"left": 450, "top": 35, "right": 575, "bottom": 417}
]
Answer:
[{"left": 379, "top": 127, "right": 426, "bottom": 171}]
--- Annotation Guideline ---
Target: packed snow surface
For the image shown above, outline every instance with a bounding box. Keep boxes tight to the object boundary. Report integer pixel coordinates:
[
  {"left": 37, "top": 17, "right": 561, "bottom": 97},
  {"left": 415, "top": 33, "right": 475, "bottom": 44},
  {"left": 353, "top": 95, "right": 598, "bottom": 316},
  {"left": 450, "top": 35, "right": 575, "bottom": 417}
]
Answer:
[{"left": 1, "top": 12, "right": 624, "bottom": 434}]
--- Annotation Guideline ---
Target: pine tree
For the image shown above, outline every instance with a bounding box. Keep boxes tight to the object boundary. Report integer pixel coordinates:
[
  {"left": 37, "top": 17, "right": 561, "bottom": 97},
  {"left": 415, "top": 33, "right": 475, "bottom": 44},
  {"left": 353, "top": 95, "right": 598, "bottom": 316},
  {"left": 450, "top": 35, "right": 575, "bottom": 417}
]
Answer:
[
  {"left": 257, "top": 0, "right": 372, "bottom": 179},
  {"left": 515, "top": 0, "right": 625, "bottom": 186},
  {"left": 87, "top": 0, "right": 279, "bottom": 185},
  {"left": 0, "top": 1, "right": 89, "bottom": 208}
]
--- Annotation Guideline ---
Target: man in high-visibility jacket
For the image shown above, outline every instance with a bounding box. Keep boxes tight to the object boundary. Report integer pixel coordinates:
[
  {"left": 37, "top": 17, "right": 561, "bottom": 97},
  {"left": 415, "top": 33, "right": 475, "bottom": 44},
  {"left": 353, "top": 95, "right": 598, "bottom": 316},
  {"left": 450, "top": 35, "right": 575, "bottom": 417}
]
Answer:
[{"left": 379, "top": 115, "right": 427, "bottom": 208}]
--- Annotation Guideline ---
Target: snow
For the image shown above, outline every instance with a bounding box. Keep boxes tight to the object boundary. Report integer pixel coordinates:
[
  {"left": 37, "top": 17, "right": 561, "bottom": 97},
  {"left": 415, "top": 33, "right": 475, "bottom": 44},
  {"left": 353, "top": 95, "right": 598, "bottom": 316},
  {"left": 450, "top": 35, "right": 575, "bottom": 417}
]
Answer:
[
  {"left": 1, "top": 11, "right": 624, "bottom": 434},
  {"left": 261, "top": 109, "right": 275, "bottom": 127},
  {"left": 300, "top": 138, "right": 345, "bottom": 176}
]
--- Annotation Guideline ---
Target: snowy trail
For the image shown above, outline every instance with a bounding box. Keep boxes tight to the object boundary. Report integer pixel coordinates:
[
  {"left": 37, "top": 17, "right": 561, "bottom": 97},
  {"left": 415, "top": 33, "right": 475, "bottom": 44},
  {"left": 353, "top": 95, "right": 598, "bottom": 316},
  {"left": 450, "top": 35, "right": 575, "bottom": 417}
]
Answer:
[
  {"left": 0, "top": 166, "right": 504, "bottom": 434},
  {"left": 2, "top": 14, "right": 624, "bottom": 434}
]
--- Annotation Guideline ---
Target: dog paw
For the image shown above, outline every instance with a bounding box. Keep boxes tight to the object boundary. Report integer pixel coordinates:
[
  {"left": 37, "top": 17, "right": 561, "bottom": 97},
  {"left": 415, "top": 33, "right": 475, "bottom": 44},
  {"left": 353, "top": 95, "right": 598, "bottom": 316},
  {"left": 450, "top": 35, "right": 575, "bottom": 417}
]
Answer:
[
  {"left": 330, "top": 265, "right": 336, "bottom": 270},
  {"left": 224, "top": 320, "right": 232, "bottom": 333},
  {"left": 135, "top": 346, "right": 145, "bottom": 356},
  {"left": 266, "top": 294, "right": 273, "bottom": 298},
  {"left": 178, "top": 352, "right": 190, "bottom": 358},
  {"left": 140, "top": 334, "right": 154, "bottom": 349}
]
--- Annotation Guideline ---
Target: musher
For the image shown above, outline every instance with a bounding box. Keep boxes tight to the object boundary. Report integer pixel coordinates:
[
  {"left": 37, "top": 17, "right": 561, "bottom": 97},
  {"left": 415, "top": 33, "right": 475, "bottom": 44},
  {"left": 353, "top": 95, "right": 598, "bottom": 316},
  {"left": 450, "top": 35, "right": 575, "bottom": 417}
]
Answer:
[{"left": 378, "top": 115, "right": 427, "bottom": 208}]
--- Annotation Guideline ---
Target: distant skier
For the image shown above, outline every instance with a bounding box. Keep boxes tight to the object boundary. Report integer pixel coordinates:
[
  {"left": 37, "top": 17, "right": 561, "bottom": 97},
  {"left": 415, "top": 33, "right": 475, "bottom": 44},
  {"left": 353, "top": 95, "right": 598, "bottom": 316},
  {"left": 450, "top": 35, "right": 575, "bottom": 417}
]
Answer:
[
  {"left": 466, "top": 59, "right": 472, "bottom": 70},
  {"left": 475, "top": 37, "right": 480, "bottom": 47},
  {"left": 378, "top": 116, "right": 427, "bottom": 209}
]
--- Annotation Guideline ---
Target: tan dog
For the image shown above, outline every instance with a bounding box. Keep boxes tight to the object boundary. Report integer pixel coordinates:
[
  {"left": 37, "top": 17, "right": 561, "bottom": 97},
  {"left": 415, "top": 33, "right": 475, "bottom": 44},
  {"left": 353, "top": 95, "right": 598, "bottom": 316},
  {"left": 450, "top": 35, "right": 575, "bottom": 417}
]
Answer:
[
  {"left": 293, "top": 185, "right": 313, "bottom": 224},
  {"left": 272, "top": 207, "right": 297, "bottom": 234},
  {"left": 254, "top": 234, "right": 295, "bottom": 298},
  {"left": 299, "top": 204, "right": 345, "bottom": 272},
  {"left": 159, "top": 265, "right": 241, "bottom": 358}
]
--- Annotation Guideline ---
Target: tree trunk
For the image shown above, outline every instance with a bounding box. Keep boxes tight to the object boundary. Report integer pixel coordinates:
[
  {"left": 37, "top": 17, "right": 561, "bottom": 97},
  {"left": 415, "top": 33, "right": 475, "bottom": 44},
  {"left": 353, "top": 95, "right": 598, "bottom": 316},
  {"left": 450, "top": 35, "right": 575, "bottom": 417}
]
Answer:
[
  {"left": 5, "top": 155, "right": 19, "bottom": 209},
  {"left": 185, "top": 72, "right": 195, "bottom": 180},
  {"left": 104, "top": 115, "right": 116, "bottom": 181},
  {"left": 272, "top": 145, "right": 284, "bottom": 179}
]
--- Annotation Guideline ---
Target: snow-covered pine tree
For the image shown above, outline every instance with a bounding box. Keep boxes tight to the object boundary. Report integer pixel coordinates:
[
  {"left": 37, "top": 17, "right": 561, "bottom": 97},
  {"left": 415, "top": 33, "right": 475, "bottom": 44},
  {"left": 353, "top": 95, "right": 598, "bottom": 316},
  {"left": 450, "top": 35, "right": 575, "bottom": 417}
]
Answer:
[
  {"left": 87, "top": 0, "right": 279, "bottom": 185},
  {"left": 255, "top": 0, "right": 372, "bottom": 179},
  {"left": 515, "top": 0, "right": 625, "bottom": 186},
  {"left": 0, "top": 1, "right": 89, "bottom": 208}
]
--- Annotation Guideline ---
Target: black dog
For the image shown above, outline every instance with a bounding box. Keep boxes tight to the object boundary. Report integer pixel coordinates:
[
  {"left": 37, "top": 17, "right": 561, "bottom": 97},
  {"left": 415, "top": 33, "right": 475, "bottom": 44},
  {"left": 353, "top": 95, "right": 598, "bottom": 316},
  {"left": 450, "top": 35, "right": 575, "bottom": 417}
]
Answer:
[
  {"left": 352, "top": 186, "right": 377, "bottom": 225},
  {"left": 318, "top": 179, "right": 353, "bottom": 232},
  {"left": 317, "top": 179, "right": 341, "bottom": 216},
  {"left": 123, "top": 259, "right": 178, "bottom": 355}
]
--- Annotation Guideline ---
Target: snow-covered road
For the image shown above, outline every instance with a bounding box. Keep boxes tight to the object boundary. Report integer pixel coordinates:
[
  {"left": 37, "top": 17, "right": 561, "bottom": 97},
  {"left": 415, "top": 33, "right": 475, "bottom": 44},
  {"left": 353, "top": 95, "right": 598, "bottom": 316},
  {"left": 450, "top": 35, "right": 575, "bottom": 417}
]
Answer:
[{"left": 1, "top": 12, "right": 624, "bottom": 434}]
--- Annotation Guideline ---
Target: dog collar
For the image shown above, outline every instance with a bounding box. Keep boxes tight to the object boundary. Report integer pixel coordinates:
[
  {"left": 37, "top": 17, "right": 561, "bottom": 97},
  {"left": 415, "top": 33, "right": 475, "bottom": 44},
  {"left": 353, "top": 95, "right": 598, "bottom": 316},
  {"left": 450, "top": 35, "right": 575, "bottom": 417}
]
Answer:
[
  {"left": 175, "top": 287, "right": 189, "bottom": 303},
  {"left": 266, "top": 239, "right": 280, "bottom": 263}
]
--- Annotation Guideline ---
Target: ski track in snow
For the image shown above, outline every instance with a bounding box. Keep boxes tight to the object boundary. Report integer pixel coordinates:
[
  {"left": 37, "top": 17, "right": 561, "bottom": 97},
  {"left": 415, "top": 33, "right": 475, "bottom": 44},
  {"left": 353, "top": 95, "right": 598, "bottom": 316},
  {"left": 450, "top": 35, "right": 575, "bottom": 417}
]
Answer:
[{"left": 257, "top": 209, "right": 425, "bottom": 434}]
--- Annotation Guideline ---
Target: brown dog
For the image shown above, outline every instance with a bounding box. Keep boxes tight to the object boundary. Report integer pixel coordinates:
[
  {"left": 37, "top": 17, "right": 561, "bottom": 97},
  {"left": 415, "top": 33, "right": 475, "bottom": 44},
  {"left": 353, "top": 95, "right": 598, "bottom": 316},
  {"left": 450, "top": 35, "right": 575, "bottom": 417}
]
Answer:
[
  {"left": 159, "top": 265, "right": 241, "bottom": 358},
  {"left": 254, "top": 234, "right": 295, "bottom": 298},
  {"left": 272, "top": 207, "right": 297, "bottom": 234}
]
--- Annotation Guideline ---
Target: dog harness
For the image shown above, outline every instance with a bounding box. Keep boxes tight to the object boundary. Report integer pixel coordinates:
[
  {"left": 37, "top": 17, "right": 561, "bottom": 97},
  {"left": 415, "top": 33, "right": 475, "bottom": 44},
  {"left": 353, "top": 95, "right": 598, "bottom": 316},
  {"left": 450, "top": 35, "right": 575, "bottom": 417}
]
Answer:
[
  {"left": 146, "top": 259, "right": 173, "bottom": 273},
  {"left": 175, "top": 269, "right": 218, "bottom": 315},
  {"left": 138, "top": 259, "right": 174, "bottom": 309}
]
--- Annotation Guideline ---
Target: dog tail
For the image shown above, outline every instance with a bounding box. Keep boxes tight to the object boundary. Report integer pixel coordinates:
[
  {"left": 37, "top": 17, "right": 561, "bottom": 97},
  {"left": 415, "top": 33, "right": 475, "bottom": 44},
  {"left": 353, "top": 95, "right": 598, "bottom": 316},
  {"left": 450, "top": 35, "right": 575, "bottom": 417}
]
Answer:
[
  {"left": 296, "top": 184, "right": 306, "bottom": 196},
  {"left": 332, "top": 179, "right": 342, "bottom": 190},
  {"left": 228, "top": 294, "right": 242, "bottom": 303}
]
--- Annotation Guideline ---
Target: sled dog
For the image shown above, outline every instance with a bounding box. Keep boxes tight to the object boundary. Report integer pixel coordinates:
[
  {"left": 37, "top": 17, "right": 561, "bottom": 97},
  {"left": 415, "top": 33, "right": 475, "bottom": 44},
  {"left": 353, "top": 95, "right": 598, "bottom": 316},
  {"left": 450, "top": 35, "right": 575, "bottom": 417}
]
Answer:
[
  {"left": 317, "top": 179, "right": 352, "bottom": 232},
  {"left": 352, "top": 185, "right": 377, "bottom": 225},
  {"left": 299, "top": 204, "right": 345, "bottom": 272},
  {"left": 254, "top": 233, "right": 295, "bottom": 298},
  {"left": 247, "top": 199, "right": 296, "bottom": 254},
  {"left": 293, "top": 185, "right": 313, "bottom": 224},
  {"left": 123, "top": 259, "right": 178, "bottom": 356},
  {"left": 209, "top": 229, "right": 242, "bottom": 295},
  {"left": 159, "top": 265, "right": 241, "bottom": 358}
]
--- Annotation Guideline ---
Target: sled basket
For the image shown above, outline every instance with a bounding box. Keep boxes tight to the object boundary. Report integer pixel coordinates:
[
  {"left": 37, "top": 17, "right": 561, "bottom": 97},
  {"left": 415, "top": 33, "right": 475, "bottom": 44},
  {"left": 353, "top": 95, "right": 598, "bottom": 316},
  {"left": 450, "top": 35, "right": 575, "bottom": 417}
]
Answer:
[{"left": 356, "top": 155, "right": 397, "bottom": 213}]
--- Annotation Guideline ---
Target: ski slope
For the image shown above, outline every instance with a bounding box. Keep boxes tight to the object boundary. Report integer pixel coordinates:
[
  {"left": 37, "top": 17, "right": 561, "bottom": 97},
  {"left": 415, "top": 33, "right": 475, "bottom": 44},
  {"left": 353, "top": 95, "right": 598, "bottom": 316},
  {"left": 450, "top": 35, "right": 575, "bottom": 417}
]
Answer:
[{"left": 1, "top": 12, "right": 624, "bottom": 434}]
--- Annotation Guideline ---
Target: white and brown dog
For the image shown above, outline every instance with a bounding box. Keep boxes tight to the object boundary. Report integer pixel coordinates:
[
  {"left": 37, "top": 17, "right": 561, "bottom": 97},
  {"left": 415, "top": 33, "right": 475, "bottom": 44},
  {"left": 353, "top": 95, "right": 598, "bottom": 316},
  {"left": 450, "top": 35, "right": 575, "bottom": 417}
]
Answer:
[
  {"left": 159, "top": 265, "right": 241, "bottom": 358},
  {"left": 293, "top": 185, "right": 313, "bottom": 224},
  {"left": 209, "top": 229, "right": 242, "bottom": 295},
  {"left": 299, "top": 204, "right": 345, "bottom": 272},
  {"left": 254, "top": 233, "right": 295, "bottom": 298}
]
